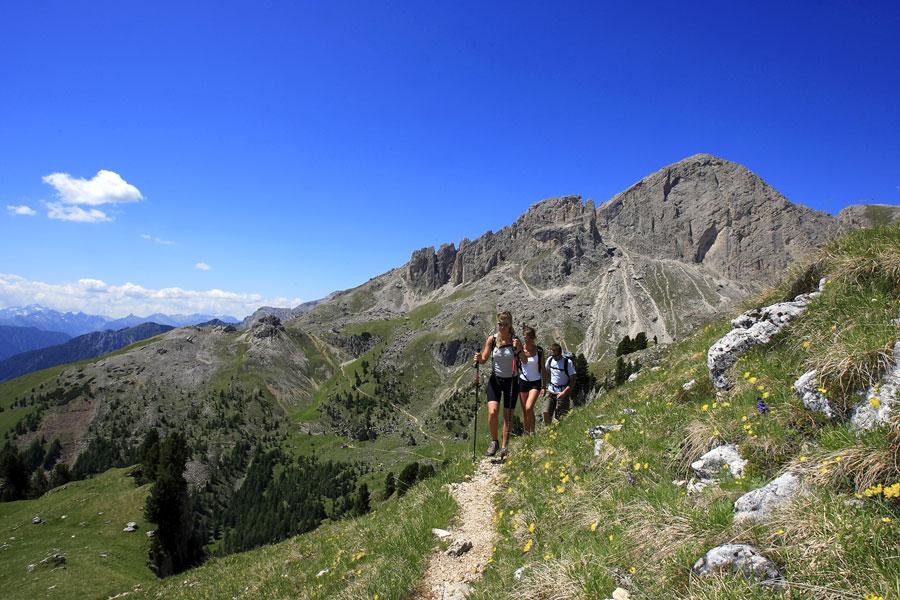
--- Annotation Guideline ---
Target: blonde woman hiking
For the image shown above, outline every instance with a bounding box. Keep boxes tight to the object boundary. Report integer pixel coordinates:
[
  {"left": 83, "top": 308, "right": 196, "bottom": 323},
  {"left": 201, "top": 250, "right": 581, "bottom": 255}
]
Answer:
[{"left": 473, "top": 310, "right": 522, "bottom": 458}]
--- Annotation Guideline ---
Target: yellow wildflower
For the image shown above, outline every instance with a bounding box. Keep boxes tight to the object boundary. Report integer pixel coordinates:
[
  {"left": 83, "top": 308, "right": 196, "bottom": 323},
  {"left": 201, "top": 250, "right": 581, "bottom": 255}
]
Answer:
[
  {"left": 775, "top": 529, "right": 785, "bottom": 535},
  {"left": 743, "top": 371, "right": 751, "bottom": 379},
  {"left": 633, "top": 462, "right": 642, "bottom": 471},
  {"left": 523, "top": 539, "right": 534, "bottom": 553},
  {"left": 802, "top": 340, "right": 811, "bottom": 349},
  {"left": 749, "top": 376, "right": 758, "bottom": 385},
  {"left": 882, "top": 517, "right": 892, "bottom": 524},
  {"left": 608, "top": 533, "right": 615, "bottom": 541},
  {"left": 883, "top": 483, "right": 900, "bottom": 498},
  {"left": 742, "top": 415, "right": 749, "bottom": 422},
  {"left": 701, "top": 404, "right": 709, "bottom": 412},
  {"left": 762, "top": 391, "right": 770, "bottom": 399},
  {"left": 869, "top": 397, "right": 881, "bottom": 409},
  {"left": 556, "top": 485, "right": 565, "bottom": 494},
  {"left": 629, "top": 566, "right": 637, "bottom": 574},
  {"left": 528, "top": 522, "right": 535, "bottom": 533},
  {"left": 590, "top": 521, "right": 598, "bottom": 532}
]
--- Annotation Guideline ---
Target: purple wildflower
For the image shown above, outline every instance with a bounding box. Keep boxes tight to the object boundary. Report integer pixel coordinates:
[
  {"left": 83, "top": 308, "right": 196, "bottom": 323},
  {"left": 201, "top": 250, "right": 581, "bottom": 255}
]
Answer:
[{"left": 756, "top": 397, "right": 769, "bottom": 414}]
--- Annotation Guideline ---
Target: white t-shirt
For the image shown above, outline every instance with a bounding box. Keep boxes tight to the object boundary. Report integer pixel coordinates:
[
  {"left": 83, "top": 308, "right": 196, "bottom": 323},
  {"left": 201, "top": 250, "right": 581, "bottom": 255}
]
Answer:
[
  {"left": 545, "top": 355, "right": 576, "bottom": 393},
  {"left": 518, "top": 348, "right": 543, "bottom": 382}
]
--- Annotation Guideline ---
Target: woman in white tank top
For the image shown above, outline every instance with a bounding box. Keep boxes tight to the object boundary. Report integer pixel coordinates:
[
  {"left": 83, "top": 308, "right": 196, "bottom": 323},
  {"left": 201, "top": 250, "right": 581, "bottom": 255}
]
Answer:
[{"left": 517, "top": 325, "right": 547, "bottom": 435}]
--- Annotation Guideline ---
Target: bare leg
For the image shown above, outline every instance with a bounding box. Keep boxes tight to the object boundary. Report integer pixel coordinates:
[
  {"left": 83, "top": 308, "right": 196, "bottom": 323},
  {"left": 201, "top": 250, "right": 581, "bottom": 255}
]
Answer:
[
  {"left": 524, "top": 389, "right": 539, "bottom": 434},
  {"left": 502, "top": 407, "right": 513, "bottom": 449},
  {"left": 487, "top": 401, "right": 499, "bottom": 442},
  {"left": 519, "top": 391, "right": 529, "bottom": 433}
]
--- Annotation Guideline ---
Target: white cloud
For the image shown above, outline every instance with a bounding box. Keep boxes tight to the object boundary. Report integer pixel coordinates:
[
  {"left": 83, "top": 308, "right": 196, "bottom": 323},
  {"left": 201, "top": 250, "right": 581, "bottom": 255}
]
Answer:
[
  {"left": 195, "top": 262, "right": 212, "bottom": 271},
  {"left": 6, "top": 204, "right": 37, "bottom": 216},
  {"left": 0, "top": 273, "right": 303, "bottom": 319},
  {"left": 141, "top": 233, "right": 175, "bottom": 245},
  {"left": 46, "top": 202, "right": 111, "bottom": 223},
  {"left": 42, "top": 170, "right": 143, "bottom": 206}
]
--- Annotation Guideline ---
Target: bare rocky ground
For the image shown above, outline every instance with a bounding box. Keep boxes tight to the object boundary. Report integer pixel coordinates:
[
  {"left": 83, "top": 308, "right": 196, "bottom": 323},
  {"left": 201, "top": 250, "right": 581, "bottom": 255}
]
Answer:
[{"left": 414, "top": 458, "right": 504, "bottom": 600}]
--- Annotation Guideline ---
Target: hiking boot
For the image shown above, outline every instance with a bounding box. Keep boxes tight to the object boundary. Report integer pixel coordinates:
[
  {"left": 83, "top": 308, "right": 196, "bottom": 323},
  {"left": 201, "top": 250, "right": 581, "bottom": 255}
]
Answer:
[
  {"left": 499, "top": 447, "right": 509, "bottom": 460},
  {"left": 486, "top": 439, "right": 499, "bottom": 457}
]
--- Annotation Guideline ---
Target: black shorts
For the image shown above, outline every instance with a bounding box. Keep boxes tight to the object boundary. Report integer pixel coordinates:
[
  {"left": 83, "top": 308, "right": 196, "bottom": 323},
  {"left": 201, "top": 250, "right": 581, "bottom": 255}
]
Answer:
[
  {"left": 487, "top": 374, "right": 519, "bottom": 409},
  {"left": 518, "top": 378, "right": 542, "bottom": 393}
]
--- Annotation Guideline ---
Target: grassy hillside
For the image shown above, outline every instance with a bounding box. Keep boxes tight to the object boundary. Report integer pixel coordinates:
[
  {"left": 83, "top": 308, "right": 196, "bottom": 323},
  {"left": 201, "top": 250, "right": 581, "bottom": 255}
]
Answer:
[
  {"left": 0, "top": 468, "right": 155, "bottom": 600},
  {"left": 140, "top": 461, "right": 468, "bottom": 600},
  {"left": 134, "top": 225, "right": 898, "bottom": 599}
]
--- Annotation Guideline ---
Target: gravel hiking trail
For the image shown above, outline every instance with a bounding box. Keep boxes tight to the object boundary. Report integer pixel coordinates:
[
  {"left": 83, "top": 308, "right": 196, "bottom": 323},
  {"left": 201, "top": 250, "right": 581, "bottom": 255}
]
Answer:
[{"left": 413, "top": 457, "right": 503, "bottom": 599}]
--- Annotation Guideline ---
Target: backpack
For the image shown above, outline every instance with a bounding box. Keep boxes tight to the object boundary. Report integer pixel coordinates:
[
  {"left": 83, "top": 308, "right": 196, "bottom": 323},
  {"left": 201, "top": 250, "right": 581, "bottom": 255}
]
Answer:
[{"left": 547, "top": 352, "right": 574, "bottom": 386}]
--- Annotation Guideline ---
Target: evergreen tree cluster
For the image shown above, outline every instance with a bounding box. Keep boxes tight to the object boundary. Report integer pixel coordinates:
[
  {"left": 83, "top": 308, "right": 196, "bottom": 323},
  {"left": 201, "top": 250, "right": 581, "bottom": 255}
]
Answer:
[
  {"left": 614, "top": 356, "right": 642, "bottom": 386},
  {"left": 218, "top": 446, "right": 361, "bottom": 554},
  {"left": 384, "top": 461, "right": 437, "bottom": 498},
  {"left": 615, "top": 332, "right": 648, "bottom": 357},
  {"left": 0, "top": 437, "right": 69, "bottom": 501}
]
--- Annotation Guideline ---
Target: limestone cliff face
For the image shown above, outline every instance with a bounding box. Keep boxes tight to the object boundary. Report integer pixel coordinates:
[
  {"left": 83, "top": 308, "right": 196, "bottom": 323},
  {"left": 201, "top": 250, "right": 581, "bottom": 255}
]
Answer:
[
  {"left": 596, "top": 154, "right": 842, "bottom": 283},
  {"left": 403, "top": 155, "right": 858, "bottom": 294},
  {"left": 405, "top": 196, "right": 606, "bottom": 292}
]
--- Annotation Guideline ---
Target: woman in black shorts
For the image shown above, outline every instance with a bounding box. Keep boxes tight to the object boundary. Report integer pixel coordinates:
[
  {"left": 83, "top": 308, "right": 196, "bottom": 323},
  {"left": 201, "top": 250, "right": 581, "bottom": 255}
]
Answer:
[
  {"left": 473, "top": 310, "right": 522, "bottom": 458},
  {"left": 517, "top": 325, "right": 546, "bottom": 435}
]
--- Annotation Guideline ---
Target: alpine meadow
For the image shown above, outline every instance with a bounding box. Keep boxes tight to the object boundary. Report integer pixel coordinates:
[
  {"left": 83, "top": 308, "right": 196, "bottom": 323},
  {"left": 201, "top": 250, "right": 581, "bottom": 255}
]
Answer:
[{"left": 1, "top": 3, "right": 899, "bottom": 600}]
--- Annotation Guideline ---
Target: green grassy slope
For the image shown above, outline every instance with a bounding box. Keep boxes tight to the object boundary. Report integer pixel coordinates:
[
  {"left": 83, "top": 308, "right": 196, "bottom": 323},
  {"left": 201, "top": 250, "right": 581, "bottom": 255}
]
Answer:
[
  {"left": 469, "top": 226, "right": 899, "bottom": 600},
  {"left": 0, "top": 468, "right": 155, "bottom": 600},
  {"left": 139, "top": 225, "right": 897, "bottom": 600},
  {"left": 140, "top": 461, "right": 468, "bottom": 600}
]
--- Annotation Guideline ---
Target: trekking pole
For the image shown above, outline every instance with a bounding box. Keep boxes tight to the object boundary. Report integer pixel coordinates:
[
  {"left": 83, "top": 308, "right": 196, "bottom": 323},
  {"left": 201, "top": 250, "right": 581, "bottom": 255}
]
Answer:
[{"left": 472, "top": 361, "right": 480, "bottom": 462}]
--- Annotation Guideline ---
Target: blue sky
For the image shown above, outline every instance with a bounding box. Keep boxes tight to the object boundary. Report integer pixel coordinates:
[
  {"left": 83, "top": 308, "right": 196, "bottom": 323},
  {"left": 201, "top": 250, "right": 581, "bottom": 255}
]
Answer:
[{"left": 1, "top": 1, "right": 898, "bottom": 318}]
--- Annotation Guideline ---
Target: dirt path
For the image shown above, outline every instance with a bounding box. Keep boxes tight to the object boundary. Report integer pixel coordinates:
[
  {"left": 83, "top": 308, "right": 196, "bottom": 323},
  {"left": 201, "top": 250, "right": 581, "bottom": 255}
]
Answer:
[{"left": 413, "top": 458, "right": 504, "bottom": 600}]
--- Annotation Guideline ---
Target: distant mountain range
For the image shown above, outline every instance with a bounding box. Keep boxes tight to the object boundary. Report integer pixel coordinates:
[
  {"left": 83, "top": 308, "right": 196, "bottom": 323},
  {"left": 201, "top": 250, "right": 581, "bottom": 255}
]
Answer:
[
  {"left": 0, "top": 304, "right": 240, "bottom": 337},
  {"left": 0, "top": 322, "right": 175, "bottom": 382},
  {"left": 0, "top": 326, "right": 71, "bottom": 361}
]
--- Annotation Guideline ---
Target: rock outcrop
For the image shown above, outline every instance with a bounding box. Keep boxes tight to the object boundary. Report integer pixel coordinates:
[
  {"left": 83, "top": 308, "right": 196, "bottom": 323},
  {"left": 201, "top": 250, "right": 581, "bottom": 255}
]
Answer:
[
  {"left": 708, "top": 282, "right": 823, "bottom": 391},
  {"left": 850, "top": 341, "right": 899, "bottom": 431},
  {"left": 692, "top": 544, "right": 782, "bottom": 588},
  {"left": 691, "top": 444, "right": 747, "bottom": 479},
  {"left": 733, "top": 472, "right": 804, "bottom": 525},
  {"left": 793, "top": 370, "right": 834, "bottom": 418}
]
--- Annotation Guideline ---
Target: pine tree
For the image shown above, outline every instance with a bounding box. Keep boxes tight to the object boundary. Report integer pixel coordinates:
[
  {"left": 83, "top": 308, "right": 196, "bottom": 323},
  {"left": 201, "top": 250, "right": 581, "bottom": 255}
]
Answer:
[
  {"left": 384, "top": 472, "right": 396, "bottom": 498},
  {"left": 42, "top": 438, "right": 62, "bottom": 470},
  {"left": 353, "top": 483, "right": 371, "bottom": 516},
  {"left": 634, "top": 331, "right": 648, "bottom": 350},
  {"left": 614, "top": 356, "right": 628, "bottom": 386},
  {"left": 49, "top": 463, "right": 71, "bottom": 488},
  {"left": 397, "top": 462, "right": 419, "bottom": 496},
  {"left": 29, "top": 467, "right": 48, "bottom": 498},
  {"left": 0, "top": 443, "right": 29, "bottom": 501},
  {"left": 139, "top": 429, "right": 161, "bottom": 483},
  {"left": 145, "top": 431, "right": 205, "bottom": 577},
  {"left": 24, "top": 437, "right": 45, "bottom": 473}
]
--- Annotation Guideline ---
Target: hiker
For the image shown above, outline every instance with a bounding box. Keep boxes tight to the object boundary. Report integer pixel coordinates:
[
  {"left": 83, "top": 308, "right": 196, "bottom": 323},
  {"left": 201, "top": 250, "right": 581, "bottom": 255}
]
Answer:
[
  {"left": 473, "top": 310, "right": 522, "bottom": 458},
  {"left": 543, "top": 342, "right": 576, "bottom": 424},
  {"left": 516, "top": 325, "right": 546, "bottom": 435}
]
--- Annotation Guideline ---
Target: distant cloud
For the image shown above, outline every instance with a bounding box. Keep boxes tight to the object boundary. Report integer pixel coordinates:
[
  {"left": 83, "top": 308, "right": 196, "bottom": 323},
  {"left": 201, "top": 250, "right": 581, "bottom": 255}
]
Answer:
[
  {"left": 41, "top": 169, "right": 143, "bottom": 223},
  {"left": 6, "top": 204, "right": 36, "bottom": 216},
  {"left": 0, "top": 272, "right": 303, "bottom": 318},
  {"left": 46, "top": 202, "right": 112, "bottom": 223},
  {"left": 43, "top": 170, "right": 143, "bottom": 206},
  {"left": 195, "top": 262, "right": 212, "bottom": 271},
  {"left": 141, "top": 233, "right": 176, "bottom": 245}
]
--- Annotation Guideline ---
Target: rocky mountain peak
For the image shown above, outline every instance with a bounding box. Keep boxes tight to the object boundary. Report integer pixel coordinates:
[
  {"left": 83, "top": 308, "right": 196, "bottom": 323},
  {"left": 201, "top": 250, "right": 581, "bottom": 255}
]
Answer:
[{"left": 597, "top": 153, "right": 841, "bottom": 283}]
